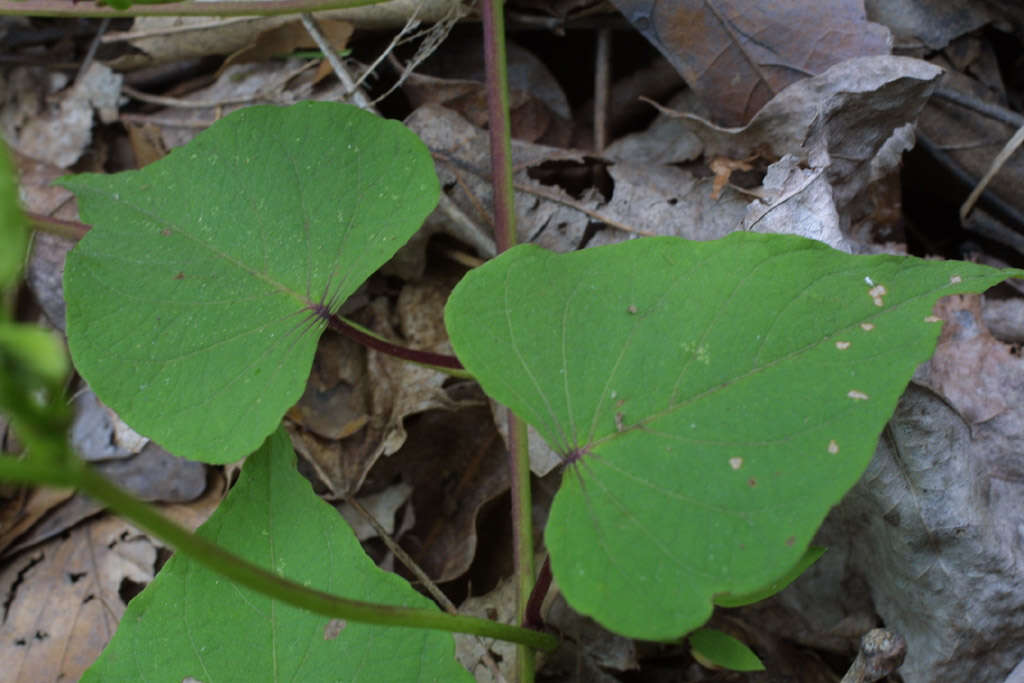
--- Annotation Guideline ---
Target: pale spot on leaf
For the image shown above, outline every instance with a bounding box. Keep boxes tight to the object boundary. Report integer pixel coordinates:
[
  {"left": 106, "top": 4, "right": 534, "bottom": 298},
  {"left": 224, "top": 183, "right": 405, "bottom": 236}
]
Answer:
[
  {"left": 729, "top": 457, "right": 743, "bottom": 470},
  {"left": 835, "top": 341, "right": 850, "bottom": 350},
  {"left": 950, "top": 275, "right": 962, "bottom": 284},
  {"left": 924, "top": 315, "right": 942, "bottom": 323},
  {"left": 861, "top": 322, "right": 874, "bottom": 331},
  {"left": 324, "top": 619, "right": 347, "bottom": 640},
  {"left": 828, "top": 440, "right": 839, "bottom": 454},
  {"left": 868, "top": 284, "right": 887, "bottom": 307},
  {"left": 847, "top": 390, "right": 869, "bottom": 400}
]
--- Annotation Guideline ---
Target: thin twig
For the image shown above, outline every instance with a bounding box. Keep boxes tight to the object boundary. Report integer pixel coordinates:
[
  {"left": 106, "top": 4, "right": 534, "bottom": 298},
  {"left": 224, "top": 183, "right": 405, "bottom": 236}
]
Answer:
[
  {"left": 593, "top": 28, "right": 611, "bottom": 152},
  {"left": 118, "top": 113, "right": 214, "bottom": 129},
  {"left": 437, "top": 193, "right": 497, "bottom": 258},
  {"left": 960, "top": 124, "right": 1024, "bottom": 222},
  {"left": 122, "top": 84, "right": 265, "bottom": 110},
  {"left": 74, "top": 17, "right": 110, "bottom": 85},
  {"left": 299, "top": 13, "right": 373, "bottom": 110},
  {"left": 122, "top": 60, "right": 318, "bottom": 110},
  {"left": 933, "top": 87, "right": 1024, "bottom": 128}
]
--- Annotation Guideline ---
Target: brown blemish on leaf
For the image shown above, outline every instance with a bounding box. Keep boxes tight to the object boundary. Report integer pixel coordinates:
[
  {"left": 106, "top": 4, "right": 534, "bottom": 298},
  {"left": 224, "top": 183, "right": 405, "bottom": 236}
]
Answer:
[
  {"left": 847, "top": 390, "right": 869, "bottom": 400},
  {"left": 748, "top": 477, "right": 757, "bottom": 487},
  {"left": 785, "top": 536, "right": 795, "bottom": 547},
  {"left": 324, "top": 619, "right": 346, "bottom": 640},
  {"left": 835, "top": 341, "right": 850, "bottom": 350},
  {"left": 828, "top": 440, "right": 839, "bottom": 454},
  {"left": 160, "top": 229, "right": 172, "bottom": 236},
  {"left": 729, "top": 457, "right": 743, "bottom": 470},
  {"left": 627, "top": 304, "right": 638, "bottom": 314},
  {"left": 868, "top": 284, "right": 887, "bottom": 307},
  {"left": 174, "top": 272, "right": 184, "bottom": 280},
  {"left": 861, "top": 322, "right": 875, "bottom": 331}
]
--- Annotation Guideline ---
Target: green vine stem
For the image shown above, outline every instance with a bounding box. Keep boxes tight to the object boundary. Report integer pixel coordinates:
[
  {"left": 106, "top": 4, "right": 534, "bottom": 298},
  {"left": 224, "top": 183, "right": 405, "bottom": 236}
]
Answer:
[
  {"left": 0, "top": 455, "right": 558, "bottom": 651},
  {"left": 480, "top": 1, "right": 538, "bottom": 680}
]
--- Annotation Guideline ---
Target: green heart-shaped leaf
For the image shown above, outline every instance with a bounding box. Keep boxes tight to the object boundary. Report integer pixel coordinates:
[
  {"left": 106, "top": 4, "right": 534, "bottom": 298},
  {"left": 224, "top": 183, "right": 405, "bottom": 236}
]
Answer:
[
  {"left": 445, "top": 233, "right": 1022, "bottom": 639},
  {"left": 63, "top": 103, "right": 438, "bottom": 463},
  {"left": 83, "top": 427, "right": 471, "bottom": 681}
]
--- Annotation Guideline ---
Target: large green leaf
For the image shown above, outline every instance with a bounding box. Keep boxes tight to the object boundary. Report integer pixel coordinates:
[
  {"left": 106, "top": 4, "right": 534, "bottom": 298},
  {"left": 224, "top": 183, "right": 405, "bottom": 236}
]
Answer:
[
  {"left": 84, "top": 427, "right": 472, "bottom": 682},
  {"left": 62, "top": 102, "right": 439, "bottom": 463},
  {"left": 445, "top": 233, "right": 1022, "bottom": 640}
]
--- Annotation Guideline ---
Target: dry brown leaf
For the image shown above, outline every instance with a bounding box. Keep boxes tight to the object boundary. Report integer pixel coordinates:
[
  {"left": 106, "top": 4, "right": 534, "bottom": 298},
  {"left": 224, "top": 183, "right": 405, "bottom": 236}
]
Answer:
[
  {"left": 124, "top": 121, "right": 167, "bottom": 168},
  {"left": 366, "top": 383, "right": 505, "bottom": 583},
  {"left": 612, "top": 0, "right": 891, "bottom": 126},
  {"left": 0, "top": 487, "right": 75, "bottom": 559},
  {"left": 0, "top": 516, "right": 157, "bottom": 681}
]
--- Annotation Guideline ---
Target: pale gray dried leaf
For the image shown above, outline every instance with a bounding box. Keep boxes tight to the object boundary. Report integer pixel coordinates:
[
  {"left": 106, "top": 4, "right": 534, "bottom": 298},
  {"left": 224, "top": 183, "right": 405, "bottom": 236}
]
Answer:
[
  {"left": 679, "top": 55, "right": 941, "bottom": 202},
  {"left": 743, "top": 155, "right": 849, "bottom": 251},
  {"left": 587, "top": 163, "right": 747, "bottom": 247},
  {"left": 602, "top": 91, "right": 704, "bottom": 165},
  {"left": 865, "top": 0, "right": 992, "bottom": 49},
  {"left": 981, "top": 296, "right": 1024, "bottom": 344}
]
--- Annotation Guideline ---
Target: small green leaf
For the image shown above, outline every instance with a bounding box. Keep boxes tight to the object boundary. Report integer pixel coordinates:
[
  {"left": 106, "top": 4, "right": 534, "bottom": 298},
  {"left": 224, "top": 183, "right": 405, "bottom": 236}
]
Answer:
[
  {"left": 83, "top": 427, "right": 471, "bottom": 682},
  {"left": 689, "top": 628, "right": 765, "bottom": 672},
  {"left": 0, "top": 323, "right": 69, "bottom": 385},
  {"left": 714, "top": 545, "right": 826, "bottom": 608},
  {"left": 0, "top": 143, "right": 27, "bottom": 294},
  {"left": 62, "top": 102, "right": 439, "bottom": 463},
  {"left": 445, "top": 233, "right": 1023, "bottom": 640}
]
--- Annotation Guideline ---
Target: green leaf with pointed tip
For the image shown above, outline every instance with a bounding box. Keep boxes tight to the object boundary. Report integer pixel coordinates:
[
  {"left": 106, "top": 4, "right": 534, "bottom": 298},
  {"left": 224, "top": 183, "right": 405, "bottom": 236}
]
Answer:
[
  {"left": 83, "top": 427, "right": 472, "bottom": 682},
  {"left": 0, "top": 143, "right": 26, "bottom": 294},
  {"left": 62, "top": 102, "right": 438, "bottom": 463},
  {"left": 445, "top": 233, "right": 1023, "bottom": 640},
  {"left": 689, "top": 628, "right": 765, "bottom": 672}
]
